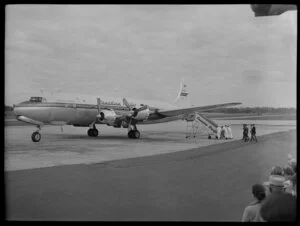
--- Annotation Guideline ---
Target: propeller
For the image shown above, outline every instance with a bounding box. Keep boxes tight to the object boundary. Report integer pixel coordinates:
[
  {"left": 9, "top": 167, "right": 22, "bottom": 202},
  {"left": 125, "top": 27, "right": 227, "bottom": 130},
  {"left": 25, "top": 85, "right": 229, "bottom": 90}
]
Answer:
[
  {"left": 96, "top": 97, "right": 104, "bottom": 120},
  {"left": 123, "top": 98, "right": 149, "bottom": 118}
]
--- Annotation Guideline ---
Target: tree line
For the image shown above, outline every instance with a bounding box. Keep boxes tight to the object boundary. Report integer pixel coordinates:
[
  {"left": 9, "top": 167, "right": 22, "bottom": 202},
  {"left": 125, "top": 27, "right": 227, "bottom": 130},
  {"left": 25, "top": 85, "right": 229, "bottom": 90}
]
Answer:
[
  {"left": 204, "top": 107, "right": 296, "bottom": 114},
  {"left": 5, "top": 105, "right": 13, "bottom": 111}
]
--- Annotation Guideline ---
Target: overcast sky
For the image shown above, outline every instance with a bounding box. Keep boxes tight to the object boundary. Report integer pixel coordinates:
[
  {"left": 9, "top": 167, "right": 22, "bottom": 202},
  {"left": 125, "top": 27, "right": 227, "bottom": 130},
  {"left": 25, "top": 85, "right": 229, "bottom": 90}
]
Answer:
[{"left": 5, "top": 5, "right": 297, "bottom": 107}]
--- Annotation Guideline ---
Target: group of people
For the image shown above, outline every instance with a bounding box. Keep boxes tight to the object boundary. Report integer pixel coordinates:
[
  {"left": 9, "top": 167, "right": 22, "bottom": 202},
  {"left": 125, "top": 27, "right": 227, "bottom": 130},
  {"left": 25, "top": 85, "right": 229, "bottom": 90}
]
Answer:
[
  {"left": 216, "top": 125, "right": 233, "bottom": 140},
  {"left": 242, "top": 154, "right": 297, "bottom": 222},
  {"left": 242, "top": 124, "right": 257, "bottom": 142}
]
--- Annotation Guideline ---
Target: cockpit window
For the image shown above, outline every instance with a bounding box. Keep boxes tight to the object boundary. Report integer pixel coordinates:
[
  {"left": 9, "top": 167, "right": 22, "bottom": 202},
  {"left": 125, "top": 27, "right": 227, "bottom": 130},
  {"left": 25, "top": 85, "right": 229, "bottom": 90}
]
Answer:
[{"left": 29, "top": 97, "right": 47, "bottom": 103}]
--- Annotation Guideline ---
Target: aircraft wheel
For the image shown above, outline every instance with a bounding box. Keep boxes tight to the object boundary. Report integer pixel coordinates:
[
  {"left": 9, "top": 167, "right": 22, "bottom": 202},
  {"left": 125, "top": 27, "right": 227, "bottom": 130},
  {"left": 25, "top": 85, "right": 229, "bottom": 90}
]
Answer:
[
  {"left": 92, "top": 129, "right": 99, "bottom": 137},
  {"left": 208, "top": 135, "right": 211, "bottom": 139},
  {"left": 128, "top": 130, "right": 133, "bottom": 138},
  {"left": 87, "top": 129, "right": 93, "bottom": 137},
  {"left": 32, "top": 132, "right": 41, "bottom": 142},
  {"left": 133, "top": 130, "right": 140, "bottom": 139}
]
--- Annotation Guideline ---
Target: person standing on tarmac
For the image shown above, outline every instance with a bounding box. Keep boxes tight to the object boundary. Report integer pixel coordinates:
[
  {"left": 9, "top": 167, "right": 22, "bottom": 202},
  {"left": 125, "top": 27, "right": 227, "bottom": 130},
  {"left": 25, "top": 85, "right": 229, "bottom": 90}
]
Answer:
[
  {"left": 224, "top": 125, "right": 229, "bottom": 139},
  {"left": 250, "top": 124, "right": 257, "bottom": 142},
  {"left": 243, "top": 124, "right": 249, "bottom": 142},
  {"left": 221, "top": 126, "right": 226, "bottom": 139},
  {"left": 216, "top": 125, "right": 221, "bottom": 139},
  {"left": 227, "top": 124, "right": 233, "bottom": 139}
]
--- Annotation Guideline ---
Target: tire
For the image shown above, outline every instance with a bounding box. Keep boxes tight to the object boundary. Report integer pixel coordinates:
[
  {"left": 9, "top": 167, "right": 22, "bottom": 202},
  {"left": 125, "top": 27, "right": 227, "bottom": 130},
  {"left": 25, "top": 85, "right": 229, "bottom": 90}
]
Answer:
[
  {"left": 31, "top": 132, "right": 41, "bottom": 142},
  {"left": 133, "top": 130, "right": 140, "bottom": 139},
  {"left": 92, "top": 129, "right": 99, "bottom": 137},
  {"left": 87, "top": 129, "right": 93, "bottom": 137},
  {"left": 128, "top": 130, "right": 133, "bottom": 138},
  {"left": 208, "top": 135, "right": 211, "bottom": 139}
]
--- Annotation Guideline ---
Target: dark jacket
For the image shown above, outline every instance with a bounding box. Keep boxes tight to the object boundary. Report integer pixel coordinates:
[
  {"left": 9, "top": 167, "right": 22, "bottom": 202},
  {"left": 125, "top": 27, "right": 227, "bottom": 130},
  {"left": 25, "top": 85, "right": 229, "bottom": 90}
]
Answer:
[{"left": 251, "top": 126, "right": 256, "bottom": 134}]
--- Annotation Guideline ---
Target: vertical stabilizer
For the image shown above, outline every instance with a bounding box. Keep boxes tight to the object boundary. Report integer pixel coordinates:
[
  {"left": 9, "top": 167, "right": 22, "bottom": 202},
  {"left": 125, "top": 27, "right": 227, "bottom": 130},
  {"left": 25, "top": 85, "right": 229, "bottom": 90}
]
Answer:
[{"left": 174, "top": 79, "right": 191, "bottom": 108}]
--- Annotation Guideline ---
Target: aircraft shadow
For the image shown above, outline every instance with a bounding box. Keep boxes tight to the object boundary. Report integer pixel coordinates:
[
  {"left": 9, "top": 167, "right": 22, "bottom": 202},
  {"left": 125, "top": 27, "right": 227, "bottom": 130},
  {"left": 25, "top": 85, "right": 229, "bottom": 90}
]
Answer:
[{"left": 57, "top": 134, "right": 184, "bottom": 143}]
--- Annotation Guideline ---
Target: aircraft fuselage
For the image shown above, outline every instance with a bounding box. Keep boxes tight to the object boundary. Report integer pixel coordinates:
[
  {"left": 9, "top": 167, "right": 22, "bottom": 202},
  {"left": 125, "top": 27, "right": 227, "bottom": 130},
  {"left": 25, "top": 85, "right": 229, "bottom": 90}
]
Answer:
[{"left": 13, "top": 102, "right": 168, "bottom": 126}]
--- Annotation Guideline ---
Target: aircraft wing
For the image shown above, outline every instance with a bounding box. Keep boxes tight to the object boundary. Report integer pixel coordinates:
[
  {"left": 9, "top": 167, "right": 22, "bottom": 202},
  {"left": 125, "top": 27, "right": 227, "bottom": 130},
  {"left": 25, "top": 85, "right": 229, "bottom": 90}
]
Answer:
[
  {"left": 250, "top": 4, "right": 297, "bottom": 17},
  {"left": 156, "top": 102, "right": 242, "bottom": 117}
]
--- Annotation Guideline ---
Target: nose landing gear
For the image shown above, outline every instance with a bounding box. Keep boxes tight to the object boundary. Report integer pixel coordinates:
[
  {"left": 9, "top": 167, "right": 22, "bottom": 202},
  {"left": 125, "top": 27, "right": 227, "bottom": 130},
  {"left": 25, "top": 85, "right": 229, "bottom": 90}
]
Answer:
[{"left": 31, "top": 126, "right": 42, "bottom": 142}]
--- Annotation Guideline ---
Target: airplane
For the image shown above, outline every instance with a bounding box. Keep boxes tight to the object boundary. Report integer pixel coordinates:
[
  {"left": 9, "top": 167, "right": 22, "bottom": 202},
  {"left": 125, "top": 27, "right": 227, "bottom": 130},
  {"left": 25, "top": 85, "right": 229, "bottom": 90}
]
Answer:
[{"left": 12, "top": 81, "right": 241, "bottom": 142}]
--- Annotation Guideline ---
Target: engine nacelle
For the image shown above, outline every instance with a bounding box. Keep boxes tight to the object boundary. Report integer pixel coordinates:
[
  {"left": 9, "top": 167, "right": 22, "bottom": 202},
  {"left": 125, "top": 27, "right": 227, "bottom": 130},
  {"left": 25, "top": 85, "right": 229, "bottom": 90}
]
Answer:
[
  {"left": 121, "top": 121, "right": 129, "bottom": 128},
  {"left": 133, "top": 109, "right": 150, "bottom": 121},
  {"left": 98, "top": 109, "right": 117, "bottom": 124}
]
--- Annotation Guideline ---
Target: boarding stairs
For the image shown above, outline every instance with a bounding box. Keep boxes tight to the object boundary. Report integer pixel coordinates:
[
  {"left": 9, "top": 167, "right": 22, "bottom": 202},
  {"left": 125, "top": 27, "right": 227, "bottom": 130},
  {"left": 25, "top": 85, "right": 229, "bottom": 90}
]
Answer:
[{"left": 185, "top": 112, "right": 218, "bottom": 139}]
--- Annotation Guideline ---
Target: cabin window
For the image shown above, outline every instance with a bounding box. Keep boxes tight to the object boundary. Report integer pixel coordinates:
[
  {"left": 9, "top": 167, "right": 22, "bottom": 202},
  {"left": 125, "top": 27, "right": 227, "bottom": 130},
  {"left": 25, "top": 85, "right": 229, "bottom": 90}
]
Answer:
[{"left": 29, "top": 97, "right": 47, "bottom": 103}]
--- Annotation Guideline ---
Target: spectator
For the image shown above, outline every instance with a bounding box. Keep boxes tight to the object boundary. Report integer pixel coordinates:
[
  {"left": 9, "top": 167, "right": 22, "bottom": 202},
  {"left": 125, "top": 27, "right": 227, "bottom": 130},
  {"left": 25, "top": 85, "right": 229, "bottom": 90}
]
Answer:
[
  {"left": 287, "top": 157, "right": 296, "bottom": 174},
  {"left": 284, "top": 174, "right": 297, "bottom": 197},
  {"left": 241, "top": 184, "right": 266, "bottom": 222},
  {"left": 263, "top": 175, "right": 286, "bottom": 195},
  {"left": 283, "top": 166, "right": 295, "bottom": 178},
  {"left": 258, "top": 193, "right": 297, "bottom": 222},
  {"left": 270, "top": 166, "right": 285, "bottom": 176}
]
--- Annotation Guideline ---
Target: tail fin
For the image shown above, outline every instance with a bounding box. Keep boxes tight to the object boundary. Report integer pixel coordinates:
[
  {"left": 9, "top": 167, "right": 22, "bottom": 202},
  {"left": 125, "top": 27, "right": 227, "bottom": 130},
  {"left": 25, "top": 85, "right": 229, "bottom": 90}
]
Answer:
[{"left": 174, "top": 79, "right": 191, "bottom": 108}]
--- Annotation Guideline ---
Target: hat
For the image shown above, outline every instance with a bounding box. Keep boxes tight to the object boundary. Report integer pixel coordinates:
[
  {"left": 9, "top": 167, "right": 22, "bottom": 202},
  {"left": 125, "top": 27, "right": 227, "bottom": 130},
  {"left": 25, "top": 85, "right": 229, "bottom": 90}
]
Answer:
[{"left": 263, "top": 175, "right": 285, "bottom": 188}]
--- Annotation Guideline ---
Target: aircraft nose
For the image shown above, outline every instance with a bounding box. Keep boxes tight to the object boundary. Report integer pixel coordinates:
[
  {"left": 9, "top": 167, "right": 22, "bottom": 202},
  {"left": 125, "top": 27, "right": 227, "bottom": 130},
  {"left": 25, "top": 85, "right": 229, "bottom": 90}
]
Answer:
[{"left": 13, "top": 104, "right": 20, "bottom": 116}]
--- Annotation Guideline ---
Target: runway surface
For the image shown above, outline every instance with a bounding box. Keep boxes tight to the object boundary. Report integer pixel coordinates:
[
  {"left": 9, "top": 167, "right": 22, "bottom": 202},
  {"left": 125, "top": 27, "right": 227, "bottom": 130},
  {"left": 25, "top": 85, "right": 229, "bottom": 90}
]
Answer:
[
  {"left": 4, "top": 120, "right": 296, "bottom": 171},
  {"left": 5, "top": 129, "right": 296, "bottom": 221}
]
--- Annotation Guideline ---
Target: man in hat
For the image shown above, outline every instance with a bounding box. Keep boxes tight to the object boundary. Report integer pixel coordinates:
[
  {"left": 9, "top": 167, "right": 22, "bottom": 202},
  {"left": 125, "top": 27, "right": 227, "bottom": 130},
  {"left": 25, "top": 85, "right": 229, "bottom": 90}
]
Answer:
[
  {"left": 263, "top": 175, "right": 286, "bottom": 195},
  {"left": 254, "top": 175, "right": 289, "bottom": 221}
]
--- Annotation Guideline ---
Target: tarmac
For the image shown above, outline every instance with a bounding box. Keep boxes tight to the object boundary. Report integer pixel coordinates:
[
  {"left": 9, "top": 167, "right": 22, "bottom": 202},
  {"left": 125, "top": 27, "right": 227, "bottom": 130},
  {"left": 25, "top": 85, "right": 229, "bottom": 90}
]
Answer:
[
  {"left": 5, "top": 123, "right": 297, "bottom": 221},
  {"left": 4, "top": 120, "right": 296, "bottom": 171}
]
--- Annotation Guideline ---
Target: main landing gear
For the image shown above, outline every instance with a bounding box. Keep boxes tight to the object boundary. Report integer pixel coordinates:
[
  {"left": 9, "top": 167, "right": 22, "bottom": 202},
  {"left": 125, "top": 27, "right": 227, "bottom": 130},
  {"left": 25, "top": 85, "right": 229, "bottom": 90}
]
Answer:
[
  {"left": 128, "top": 129, "right": 140, "bottom": 139},
  {"left": 127, "top": 123, "right": 140, "bottom": 139},
  {"left": 31, "top": 126, "right": 42, "bottom": 142},
  {"left": 87, "top": 127, "right": 99, "bottom": 137}
]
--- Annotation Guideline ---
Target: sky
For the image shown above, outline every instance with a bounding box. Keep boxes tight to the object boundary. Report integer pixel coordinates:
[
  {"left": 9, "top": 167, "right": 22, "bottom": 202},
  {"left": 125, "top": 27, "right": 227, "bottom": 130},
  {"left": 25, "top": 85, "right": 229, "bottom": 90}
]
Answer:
[{"left": 5, "top": 5, "right": 297, "bottom": 108}]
